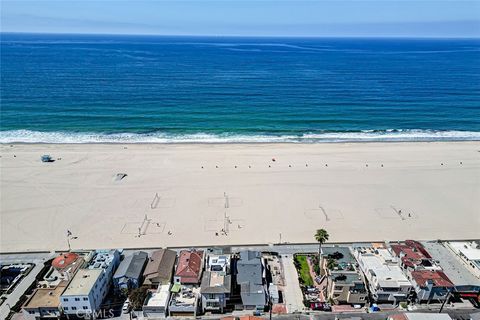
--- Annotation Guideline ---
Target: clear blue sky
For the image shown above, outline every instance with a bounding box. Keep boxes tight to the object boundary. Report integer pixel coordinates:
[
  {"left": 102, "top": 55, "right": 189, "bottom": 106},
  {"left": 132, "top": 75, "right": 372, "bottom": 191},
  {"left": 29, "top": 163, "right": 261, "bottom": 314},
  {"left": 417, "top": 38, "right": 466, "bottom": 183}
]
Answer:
[{"left": 2, "top": 0, "right": 480, "bottom": 37}]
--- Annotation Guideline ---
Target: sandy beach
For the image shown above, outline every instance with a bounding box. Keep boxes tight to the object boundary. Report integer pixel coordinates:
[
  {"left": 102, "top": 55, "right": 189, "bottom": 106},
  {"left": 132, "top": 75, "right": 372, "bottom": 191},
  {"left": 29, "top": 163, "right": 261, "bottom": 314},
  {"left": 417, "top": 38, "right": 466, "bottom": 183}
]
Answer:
[{"left": 0, "top": 142, "right": 479, "bottom": 253}]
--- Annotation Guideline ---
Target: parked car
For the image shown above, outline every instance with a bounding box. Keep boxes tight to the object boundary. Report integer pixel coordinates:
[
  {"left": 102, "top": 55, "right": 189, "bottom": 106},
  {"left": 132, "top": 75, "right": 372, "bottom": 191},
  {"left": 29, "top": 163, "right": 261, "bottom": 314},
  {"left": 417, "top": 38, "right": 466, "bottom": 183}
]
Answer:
[
  {"left": 310, "top": 302, "right": 331, "bottom": 311},
  {"left": 122, "top": 299, "right": 131, "bottom": 314}
]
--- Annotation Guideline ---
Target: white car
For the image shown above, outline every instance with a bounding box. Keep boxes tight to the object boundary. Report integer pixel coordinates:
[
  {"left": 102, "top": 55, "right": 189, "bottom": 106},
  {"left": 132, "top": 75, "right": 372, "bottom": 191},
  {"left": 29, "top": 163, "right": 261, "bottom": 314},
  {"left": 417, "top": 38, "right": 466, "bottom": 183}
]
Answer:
[{"left": 122, "top": 299, "right": 131, "bottom": 314}]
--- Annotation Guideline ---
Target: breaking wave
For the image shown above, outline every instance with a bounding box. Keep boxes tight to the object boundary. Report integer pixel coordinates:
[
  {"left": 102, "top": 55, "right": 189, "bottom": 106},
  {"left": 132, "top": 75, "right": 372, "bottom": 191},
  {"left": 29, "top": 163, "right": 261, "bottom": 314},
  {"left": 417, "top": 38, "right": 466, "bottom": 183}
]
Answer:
[{"left": 1, "top": 129, "right": 480, "bottom": 144}]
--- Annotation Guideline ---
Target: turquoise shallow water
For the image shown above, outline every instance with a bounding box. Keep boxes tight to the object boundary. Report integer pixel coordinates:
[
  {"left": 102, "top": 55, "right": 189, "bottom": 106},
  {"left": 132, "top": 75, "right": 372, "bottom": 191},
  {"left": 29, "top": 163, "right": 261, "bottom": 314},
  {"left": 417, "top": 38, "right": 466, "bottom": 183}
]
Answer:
[{"left": 1, "top": 33, "right": 480, "bottom": 143}]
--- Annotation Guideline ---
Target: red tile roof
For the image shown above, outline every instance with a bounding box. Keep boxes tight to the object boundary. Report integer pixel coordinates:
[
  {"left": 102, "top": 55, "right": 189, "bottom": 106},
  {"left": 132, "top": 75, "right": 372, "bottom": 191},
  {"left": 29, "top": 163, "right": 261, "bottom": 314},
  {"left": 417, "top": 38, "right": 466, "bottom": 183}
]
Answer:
[
  {"left": 391, "top": 240, "right": 431, "bottom": 268},
  {"left": 411, "top": 270, "right": 453, "bottom": 288},
  {"left": 175, "top": 250, "right": 204, "bottom": 284},
  {"left": 51, "top": 253, "right": 80, "bottom": 270}
]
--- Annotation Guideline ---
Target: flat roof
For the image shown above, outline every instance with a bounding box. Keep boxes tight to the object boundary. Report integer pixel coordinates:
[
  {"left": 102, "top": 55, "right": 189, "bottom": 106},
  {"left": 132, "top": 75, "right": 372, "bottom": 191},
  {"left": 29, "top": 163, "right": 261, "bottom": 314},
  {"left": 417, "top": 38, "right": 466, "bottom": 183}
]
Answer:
[
  {"left": 356, "top": 248, "right": 410, "bottom": 286},
  {"left": 62, "top": 269, "right": 102, "bottom": 296},
  {"left": 170, "top": 286, "right": 199, "bottom": 306},
  {"left": 146, "top": 284, "right": 170, "bottom": 307},
  {"left": 24, "top": 282, "right": 68, "bottom": 309},
  {"left": 448, "top": 242, "right": 480, "bottom": 261},
  {"left": 422, "top": 241, "right": 480, "bottom": 287},
  {"left": 321, "top": 246, "right": 356, "bottom": 265},
  {"left": 331, "top": 272, "right": 364, "bottom": 285}
]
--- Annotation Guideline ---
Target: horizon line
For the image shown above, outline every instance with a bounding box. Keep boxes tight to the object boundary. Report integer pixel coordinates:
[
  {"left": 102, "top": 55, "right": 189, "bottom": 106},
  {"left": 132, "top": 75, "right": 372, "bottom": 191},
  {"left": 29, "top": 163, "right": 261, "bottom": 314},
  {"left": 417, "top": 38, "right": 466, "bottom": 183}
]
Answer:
[{"left": 2, "top": 31, "right": 480, "bottom": 40}]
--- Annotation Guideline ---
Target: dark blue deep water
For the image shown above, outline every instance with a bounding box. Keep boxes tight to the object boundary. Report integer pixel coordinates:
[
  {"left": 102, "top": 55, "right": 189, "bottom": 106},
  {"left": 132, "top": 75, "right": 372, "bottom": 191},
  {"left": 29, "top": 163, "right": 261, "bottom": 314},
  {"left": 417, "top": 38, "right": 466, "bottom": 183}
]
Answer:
[{"left": 1, "top": 33, "right": 479, "bottom": 142}]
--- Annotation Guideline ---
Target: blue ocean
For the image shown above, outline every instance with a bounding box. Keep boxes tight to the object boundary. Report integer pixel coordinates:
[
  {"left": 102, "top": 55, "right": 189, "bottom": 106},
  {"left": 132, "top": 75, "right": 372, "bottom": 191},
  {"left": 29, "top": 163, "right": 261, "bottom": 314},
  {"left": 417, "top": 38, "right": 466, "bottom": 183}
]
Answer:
[{"left": 1, "top": 33, "right": 479, "bottom": 143}]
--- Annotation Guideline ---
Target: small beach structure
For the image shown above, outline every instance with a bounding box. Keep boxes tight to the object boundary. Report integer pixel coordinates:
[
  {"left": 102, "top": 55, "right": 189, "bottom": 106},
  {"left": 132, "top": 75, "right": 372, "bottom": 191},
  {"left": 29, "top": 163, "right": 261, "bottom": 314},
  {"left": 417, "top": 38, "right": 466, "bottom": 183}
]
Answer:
[
  {"left": 41, "top": 155, "right": 52, "bottom": 162},
  {"left": 114, "top": 173, "right": 128, "bottom": 181}
]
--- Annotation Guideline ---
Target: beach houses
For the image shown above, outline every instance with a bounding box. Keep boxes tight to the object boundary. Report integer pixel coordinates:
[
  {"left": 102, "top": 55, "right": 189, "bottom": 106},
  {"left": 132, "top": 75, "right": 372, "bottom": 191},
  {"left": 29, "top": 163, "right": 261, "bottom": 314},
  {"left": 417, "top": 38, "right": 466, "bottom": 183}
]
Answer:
[
  {"left": 320, "top": 246, "right": 367, "bottom": 305},
  {"left": 390, "top": 241, "right": 453, "bottom": 303},
  {"left": 422, "top": 241, "right": 480, "bottom": 305},
  {"left": 235, "top": 251, "right": 267, "bottom": 311},
  {"left": 353, "top": 244, "right": 412, "bottom": 304},
  {"left": 23, "top": 282, "right": 69, "bottom": 320},
  {"left": 409, "top": 270, "right": 453, "bottom": 302},
  {"left": 143, "top": 249, "right": 177, "bottom": 288},
  {"left": 60, "top": 249, "right": 120, "bottom": 318},
  {"left": 113, "top": 251, "right": 148, "bottom": 295},
  {"left": 200, "top": 254, "right": 232, "bottom": 313},
  {"left": 22, "top": 252, "right": 85, "bottom": 319},
  {"left": 169, "top": 285, "right": 201, "bottom": 317},
  {"left": 174, "top": 249, "right": 204, "bottom": 285},
  {"left": 390, "top": 240, "right": 437, "bottom": 271},
  {"left": 446, "top": 241, "right": 480, "bottom": 278},
  {"left": 142, "top": 283, "right": 171, "bottom": 318}
]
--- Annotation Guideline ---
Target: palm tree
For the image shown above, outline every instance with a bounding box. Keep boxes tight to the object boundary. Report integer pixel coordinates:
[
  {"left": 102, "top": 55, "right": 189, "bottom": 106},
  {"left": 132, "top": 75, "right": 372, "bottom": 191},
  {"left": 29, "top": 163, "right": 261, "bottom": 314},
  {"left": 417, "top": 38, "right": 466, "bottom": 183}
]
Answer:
[{"left": 314, "top": 228, "right": 329, "bottom": 270}]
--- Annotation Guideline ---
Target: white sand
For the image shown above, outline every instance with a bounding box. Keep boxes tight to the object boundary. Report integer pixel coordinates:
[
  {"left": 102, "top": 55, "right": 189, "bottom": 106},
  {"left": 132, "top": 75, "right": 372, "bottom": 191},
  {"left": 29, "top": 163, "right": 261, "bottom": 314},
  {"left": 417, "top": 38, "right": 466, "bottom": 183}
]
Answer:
[{"left": 0, "top": 142, "right": 479, "bottom": 253}]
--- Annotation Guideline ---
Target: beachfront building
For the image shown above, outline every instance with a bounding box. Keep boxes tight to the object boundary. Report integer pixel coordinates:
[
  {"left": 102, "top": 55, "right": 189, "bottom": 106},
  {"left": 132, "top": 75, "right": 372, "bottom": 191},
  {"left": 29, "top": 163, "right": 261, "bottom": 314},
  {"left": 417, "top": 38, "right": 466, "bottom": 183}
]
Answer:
[
  {"left": 22, "top": 282, "right": 68, "bottom": 320},
  {"left": 60, "top": 249, "right": 120, "bottom": 318},
  {"left": 50, "top": 252, "right": 85, "bottom": 282},
  {"left": 353, "top": 244, "right": 412, "bottom": 304},
  {"left": 390, "top": 241, "right": 453, "bottom": 303},
  {"left": 206, "top": 254, "right": 230, "bottom": 273},
  {"left": 113, "top": 251, "right": 148, "bottom": 295},
  {"left": 168, "top": 285, "right": 201, "bottom": 317},
  {"left": 446, "top": 241, "right": 480, "bottom": 278},
  {"left": 320, "top": 246, "right": 367, "bottom": 305},
  {"left": 390, "top": 240, "right": 439, "bottom": 272},
  {"left": 142, "top": 283, "right": 171, "bottom": 318},
  {"left": 409, "top": 270, "right": 453, "bottom": 303},
  {"left": 143, "top": 249, "right": 177, "bottom": 288},
  {"left": 235, "top": 251, "right": 267, "bottom": 311},
  {"left": 22, "top": 252, "right": 86, "bottom": 319},
  {"left": 174, "top": 249, "right": 204, "bottom": 285},
  {"left": 200, "top": 253, "right": 232, "bottom": 313},
  {"left": 422, "top": 241, "right": 480, "bottom": 305}
]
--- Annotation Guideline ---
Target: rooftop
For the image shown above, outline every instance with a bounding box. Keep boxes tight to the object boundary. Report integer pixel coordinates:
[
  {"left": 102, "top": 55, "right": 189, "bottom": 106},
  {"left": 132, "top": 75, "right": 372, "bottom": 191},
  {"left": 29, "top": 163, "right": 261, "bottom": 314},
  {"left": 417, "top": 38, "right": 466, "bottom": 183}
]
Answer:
[
  {"left": 52, "top": 253, "right": 80, "bottom": 270},
  {"left": 143, "top": 249, "right": 177, "bottom": 284},
  {"left": 422, "top": 241, "right": 480, "bottom": 286},
  {"left": 411, "top": 270, "right": 453, "bottom": 288},
  {"left": 321, "top": 246, "right": 356, "bottom": 267},
  {"left": 23, "top": 281, "right": 68, "bottom": 309},
  {"left": 354, "top": 247, "right": 411, "bottom": 287},
  {"left": 390, "top": 240, "right": 432, "bottom": 268},
  {"left": 207, "top": 254, "right": 230, "bottom": 272},
  {"left": 175, "top": 250, "right": 204, "bottom": 283},
  {"left": 331, "top": 273, "right": 364, "bottom": 285},
  {"left": 170, "top": 286, "right": 199, "bottom": 307},
  {"left": 62, "top": 269, "right": 103, "bottom": 296},
  {"left": 114, "top": 251, "right": 148, "bottom": 280},
  {"left": 447, "top": 241, "right": 480, "bottom": 261},
  {"left": 145, "top": 284, "right": 170, "bottom": 307},
  {"left": 237, "top": 250, "right": 265, "bottom": 302},
  {"left": 200, "top": 271, "right": 231, "bottom": 294},
  {"left": 87, "top": 249, "right": 118, "bottom": 270}
]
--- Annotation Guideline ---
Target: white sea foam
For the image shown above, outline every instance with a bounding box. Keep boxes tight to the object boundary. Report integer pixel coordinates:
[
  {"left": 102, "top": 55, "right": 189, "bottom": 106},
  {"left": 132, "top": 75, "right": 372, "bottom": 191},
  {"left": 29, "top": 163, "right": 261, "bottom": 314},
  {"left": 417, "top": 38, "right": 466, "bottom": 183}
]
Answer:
[{"left": 1, "top": 129, "right": 480, "bottom": 144}]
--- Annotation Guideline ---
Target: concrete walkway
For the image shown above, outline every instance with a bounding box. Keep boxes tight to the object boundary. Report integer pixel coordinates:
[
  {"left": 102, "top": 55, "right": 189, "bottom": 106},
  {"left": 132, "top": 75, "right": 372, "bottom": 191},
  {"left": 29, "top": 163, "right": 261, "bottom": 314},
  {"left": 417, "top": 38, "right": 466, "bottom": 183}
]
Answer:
[{"left": 282, "top": 254, "right": 305, "bottom": 314}]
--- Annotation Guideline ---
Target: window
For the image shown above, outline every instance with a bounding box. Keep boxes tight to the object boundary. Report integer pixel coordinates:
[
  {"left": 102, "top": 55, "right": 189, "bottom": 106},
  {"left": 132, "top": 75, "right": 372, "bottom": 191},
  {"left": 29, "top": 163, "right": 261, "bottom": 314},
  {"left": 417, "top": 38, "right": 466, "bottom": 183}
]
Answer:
[
  {"left": 83, "top": 306, "right": 88, "bottom": 310},
  {"left": 29, "top": 311, "right": 35, "bottom": 314},
  {"left": 83, "top": 297, "right": 88, "bottom": 301},
  {"left": 63, "top": 298, "right": 68, "bottom": 302},
  {"left": 72, "top": 307, "right": 77, "bottom": 310},
  {"left": 206, "top": 301, "right": 220, "bottom": 308},
  {"left": 63, "top": 307, "right": 68, "bottom": 311},
  {"left": 75, "top": 297, "right": 80, "bottom": 301}
]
